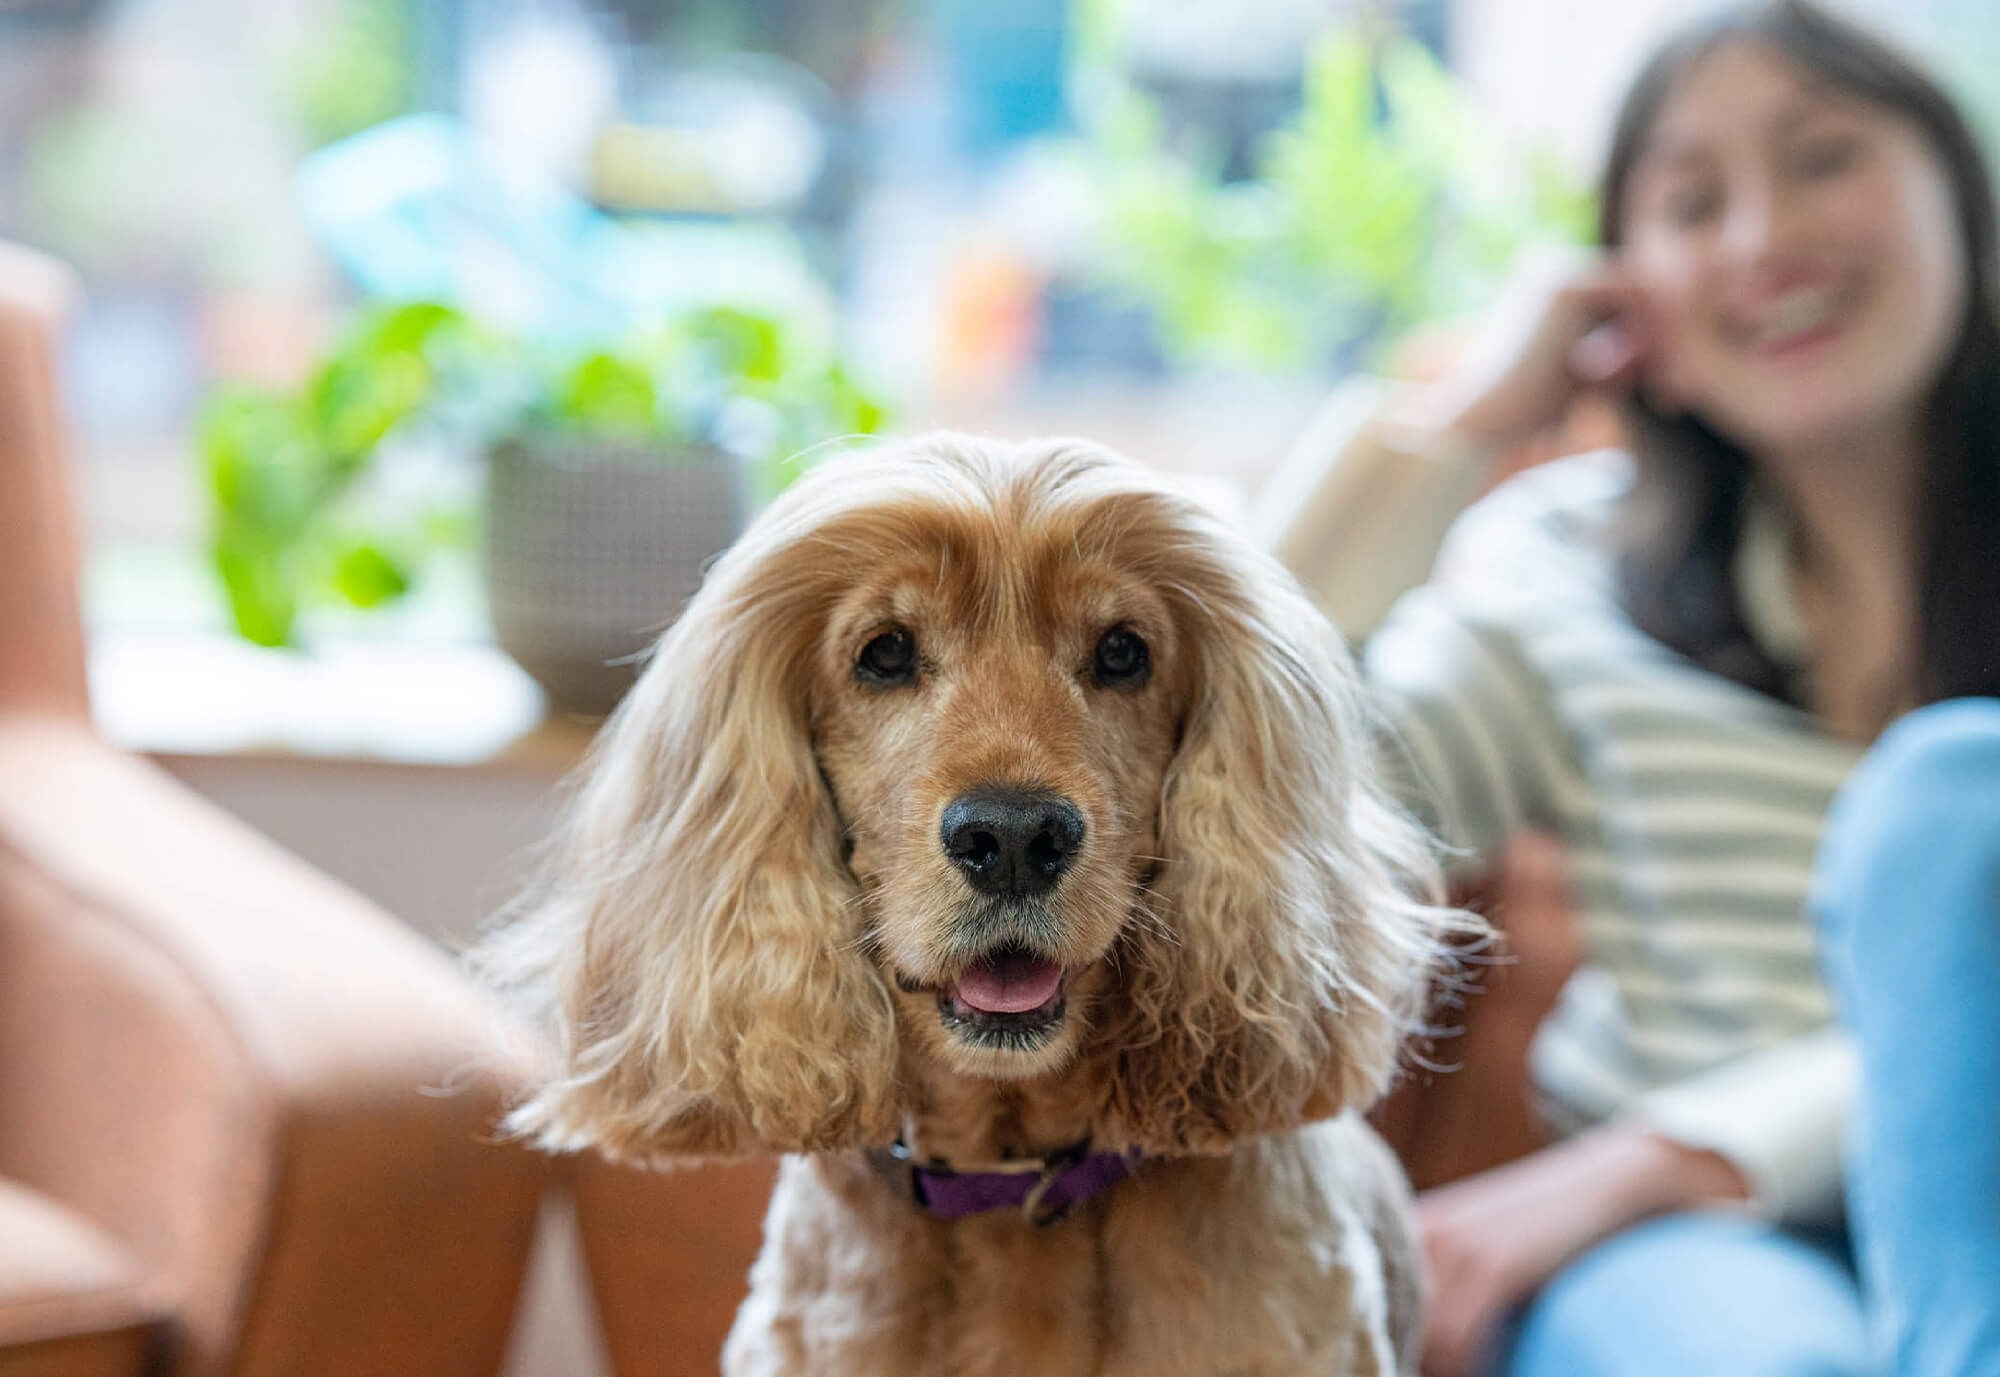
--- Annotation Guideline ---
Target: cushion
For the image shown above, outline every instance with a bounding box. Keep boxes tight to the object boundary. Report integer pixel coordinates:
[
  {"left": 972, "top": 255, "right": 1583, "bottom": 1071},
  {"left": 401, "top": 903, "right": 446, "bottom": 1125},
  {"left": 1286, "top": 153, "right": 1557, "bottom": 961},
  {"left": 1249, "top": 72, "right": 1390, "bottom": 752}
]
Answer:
[{"left": 0, "top": 1178, "right": 164, "bottom": 1375}]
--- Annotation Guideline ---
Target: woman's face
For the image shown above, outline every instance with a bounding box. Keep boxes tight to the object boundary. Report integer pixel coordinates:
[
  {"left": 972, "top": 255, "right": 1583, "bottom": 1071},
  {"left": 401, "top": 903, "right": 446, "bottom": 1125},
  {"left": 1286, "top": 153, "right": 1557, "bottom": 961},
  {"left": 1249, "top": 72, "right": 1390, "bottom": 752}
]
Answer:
[{"left": 1619, "top": 40, "right": 1966, "bottom": 460}]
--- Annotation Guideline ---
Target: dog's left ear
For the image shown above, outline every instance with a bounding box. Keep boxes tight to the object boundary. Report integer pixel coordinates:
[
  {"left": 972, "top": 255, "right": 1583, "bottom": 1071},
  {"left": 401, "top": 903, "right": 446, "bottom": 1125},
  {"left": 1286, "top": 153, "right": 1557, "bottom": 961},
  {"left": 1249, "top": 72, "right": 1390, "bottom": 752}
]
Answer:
[
  {"left": 1103, "top": 523, "right": 1449, "bottom": 1155},
  {"left": 473, "top": 487, "right": 900, "bottom": 1163}
]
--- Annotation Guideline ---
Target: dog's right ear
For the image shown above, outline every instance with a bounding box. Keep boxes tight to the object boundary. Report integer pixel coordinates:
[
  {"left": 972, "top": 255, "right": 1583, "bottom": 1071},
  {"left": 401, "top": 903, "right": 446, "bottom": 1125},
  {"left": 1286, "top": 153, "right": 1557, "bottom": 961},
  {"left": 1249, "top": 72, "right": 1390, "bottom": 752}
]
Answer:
[
  {"left": 473, "top": 489, "right": 900, "bottom": 1163},
  {"left": 1096, "top": 494, "right": 1454, "bottom": 1155}
]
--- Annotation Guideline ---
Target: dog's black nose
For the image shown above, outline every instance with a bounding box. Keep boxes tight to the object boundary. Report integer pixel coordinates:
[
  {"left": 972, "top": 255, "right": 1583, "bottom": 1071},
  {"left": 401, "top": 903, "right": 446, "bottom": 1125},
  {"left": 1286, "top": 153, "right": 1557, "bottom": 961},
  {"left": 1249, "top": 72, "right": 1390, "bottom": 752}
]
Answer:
[{"left": 940, "top": 791, "right": 1085, "bottom": 897}]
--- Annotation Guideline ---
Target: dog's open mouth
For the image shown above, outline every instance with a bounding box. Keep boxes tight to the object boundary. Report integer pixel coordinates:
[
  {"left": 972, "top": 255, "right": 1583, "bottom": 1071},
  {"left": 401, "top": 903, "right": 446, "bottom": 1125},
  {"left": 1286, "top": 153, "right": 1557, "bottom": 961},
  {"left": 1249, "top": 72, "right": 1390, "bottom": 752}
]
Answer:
[{"left": 937, "top": 944, "right": 1068, "bottom": 1051}]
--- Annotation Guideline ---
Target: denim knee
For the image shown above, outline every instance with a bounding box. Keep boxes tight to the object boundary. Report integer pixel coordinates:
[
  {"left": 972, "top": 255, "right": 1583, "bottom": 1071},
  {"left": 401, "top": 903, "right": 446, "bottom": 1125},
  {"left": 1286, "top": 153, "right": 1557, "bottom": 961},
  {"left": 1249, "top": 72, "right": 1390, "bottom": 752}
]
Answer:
[
  {"left": 1505, "top": 1213, "right": 1868, "bottom": 1377},
  {"left": 1817, "top": 697, "right": 2000, "bottom": 956},
  {"left": 1851, "top": 699, "right": 2000, "bottom": 806}
]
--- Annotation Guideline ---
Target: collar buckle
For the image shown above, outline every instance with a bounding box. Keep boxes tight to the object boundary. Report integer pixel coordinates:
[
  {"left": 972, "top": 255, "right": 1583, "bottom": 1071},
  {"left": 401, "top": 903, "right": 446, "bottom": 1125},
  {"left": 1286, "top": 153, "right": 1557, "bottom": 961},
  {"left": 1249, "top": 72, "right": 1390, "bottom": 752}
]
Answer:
[{"left": 1019, "top": 1139, "right": 1092, "bottom": 1226}]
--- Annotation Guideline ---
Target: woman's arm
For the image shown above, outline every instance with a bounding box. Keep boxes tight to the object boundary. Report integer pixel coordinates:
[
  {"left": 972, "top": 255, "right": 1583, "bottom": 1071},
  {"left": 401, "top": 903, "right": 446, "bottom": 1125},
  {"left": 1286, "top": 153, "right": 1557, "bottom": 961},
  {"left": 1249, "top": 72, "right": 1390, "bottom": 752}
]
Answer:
[
  {"left": 1418, "top": 1123, "right": 1750, "bottom": 1377},
  {"left": 1415, "top": 1026, "right": 1854, "bottom": 1377},
  {"left": 1630, "top": 1025, "right": 1855, "bottom": 1222},
  {"left": 1254, "top": 377, "right": 1494, "bottom": 641},
  {"left": 1258, "top": 254, "right": 1649, "bottom": 641}
]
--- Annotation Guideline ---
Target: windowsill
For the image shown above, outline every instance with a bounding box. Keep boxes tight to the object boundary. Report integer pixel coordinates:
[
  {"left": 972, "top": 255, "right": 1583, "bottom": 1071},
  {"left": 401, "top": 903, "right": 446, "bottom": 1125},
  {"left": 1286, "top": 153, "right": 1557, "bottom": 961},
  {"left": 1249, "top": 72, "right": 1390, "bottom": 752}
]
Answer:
[
  {"left": 89, "top": 627, "right": 598, "bottom": 773},
  {"left": 84, "top": 535, "right": 604, "bottom": 773}
]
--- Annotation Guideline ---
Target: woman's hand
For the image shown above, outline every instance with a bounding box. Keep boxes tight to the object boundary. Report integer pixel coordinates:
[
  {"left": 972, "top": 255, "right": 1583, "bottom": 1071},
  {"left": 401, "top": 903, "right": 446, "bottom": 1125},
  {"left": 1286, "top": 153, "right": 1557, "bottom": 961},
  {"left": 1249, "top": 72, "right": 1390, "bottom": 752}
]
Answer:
[
  {"left": 1406, "top": 253, "right": 1655, "bottom": 455},
  {"left": 1416, "top": 1124, "right": 1750, "bottom": 1377}
]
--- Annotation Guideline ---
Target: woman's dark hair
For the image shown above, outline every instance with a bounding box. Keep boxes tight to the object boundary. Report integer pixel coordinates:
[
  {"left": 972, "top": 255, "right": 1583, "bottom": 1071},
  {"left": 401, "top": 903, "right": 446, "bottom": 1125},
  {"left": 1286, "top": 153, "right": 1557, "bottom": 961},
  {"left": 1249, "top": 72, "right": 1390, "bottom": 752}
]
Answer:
[{"left": 1601, "top": 0, "right": 2000, "bottom": 709}]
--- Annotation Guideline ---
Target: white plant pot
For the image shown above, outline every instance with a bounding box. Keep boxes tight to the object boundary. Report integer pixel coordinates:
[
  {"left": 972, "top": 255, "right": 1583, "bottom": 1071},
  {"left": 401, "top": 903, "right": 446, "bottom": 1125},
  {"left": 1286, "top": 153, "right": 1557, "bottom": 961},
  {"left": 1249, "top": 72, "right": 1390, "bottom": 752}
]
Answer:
[{"left": 484, "top": 437, "right": 747, "bottom": 717}]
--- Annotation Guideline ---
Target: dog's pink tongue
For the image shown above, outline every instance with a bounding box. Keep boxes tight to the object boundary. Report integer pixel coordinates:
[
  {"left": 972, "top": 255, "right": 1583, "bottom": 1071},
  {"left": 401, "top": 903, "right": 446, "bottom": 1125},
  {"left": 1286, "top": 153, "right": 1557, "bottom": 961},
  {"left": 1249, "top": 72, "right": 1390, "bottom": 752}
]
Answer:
[{"left": 954, "top": 952, "right": 1063, "bottom": 1015}]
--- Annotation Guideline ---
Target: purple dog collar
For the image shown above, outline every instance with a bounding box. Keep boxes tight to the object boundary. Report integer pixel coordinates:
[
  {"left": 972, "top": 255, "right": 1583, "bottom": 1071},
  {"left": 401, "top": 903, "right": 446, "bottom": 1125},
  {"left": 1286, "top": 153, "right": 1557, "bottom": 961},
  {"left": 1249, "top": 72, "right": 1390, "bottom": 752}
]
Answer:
[{"left": 869, "top": 1139, "right": 1142, "bottom": 1226}]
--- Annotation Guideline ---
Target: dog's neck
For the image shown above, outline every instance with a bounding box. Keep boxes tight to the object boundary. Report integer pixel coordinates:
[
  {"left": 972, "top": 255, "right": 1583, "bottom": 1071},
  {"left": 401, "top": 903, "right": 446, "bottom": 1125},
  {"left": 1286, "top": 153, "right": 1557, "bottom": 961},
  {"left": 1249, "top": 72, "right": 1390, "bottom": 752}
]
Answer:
[{"left": 897, "top": 1052, "right": 1109, "bottom": 1170}]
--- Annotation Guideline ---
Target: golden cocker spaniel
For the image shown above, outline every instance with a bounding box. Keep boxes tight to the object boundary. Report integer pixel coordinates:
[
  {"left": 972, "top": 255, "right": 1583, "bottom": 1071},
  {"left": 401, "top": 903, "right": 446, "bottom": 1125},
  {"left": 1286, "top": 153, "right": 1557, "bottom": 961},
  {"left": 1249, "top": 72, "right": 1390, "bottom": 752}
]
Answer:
[{"left": 478, "top": 433, "right": 1454, "bottom": 1376}]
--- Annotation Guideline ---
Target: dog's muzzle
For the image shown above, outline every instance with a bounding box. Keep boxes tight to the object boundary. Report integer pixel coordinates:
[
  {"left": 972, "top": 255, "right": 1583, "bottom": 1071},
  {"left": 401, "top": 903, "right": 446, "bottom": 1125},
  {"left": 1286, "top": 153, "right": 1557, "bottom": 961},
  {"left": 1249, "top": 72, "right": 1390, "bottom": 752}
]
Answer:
[{"left": 935, "top": 943, "right": 1070, "bottom": 1051}]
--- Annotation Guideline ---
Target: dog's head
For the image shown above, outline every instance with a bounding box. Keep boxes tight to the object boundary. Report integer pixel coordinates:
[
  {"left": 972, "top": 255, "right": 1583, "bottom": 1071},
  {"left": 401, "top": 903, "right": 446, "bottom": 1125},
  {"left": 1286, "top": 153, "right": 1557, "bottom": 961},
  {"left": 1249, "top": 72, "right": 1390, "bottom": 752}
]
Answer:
[{"left": 479, "top": 434, "right": 1447, "bottom": 1160}]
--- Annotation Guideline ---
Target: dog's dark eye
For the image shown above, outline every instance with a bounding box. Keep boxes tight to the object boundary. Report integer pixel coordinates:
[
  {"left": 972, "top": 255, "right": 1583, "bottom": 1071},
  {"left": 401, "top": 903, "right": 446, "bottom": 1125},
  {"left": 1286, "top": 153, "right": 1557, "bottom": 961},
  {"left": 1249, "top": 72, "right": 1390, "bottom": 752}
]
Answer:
[
  {"left": 1092, "top": 627, "right": 1150, "bottom": 688},
  {"left": 856, "top": 628, "right": 918, "bottom": 686}
]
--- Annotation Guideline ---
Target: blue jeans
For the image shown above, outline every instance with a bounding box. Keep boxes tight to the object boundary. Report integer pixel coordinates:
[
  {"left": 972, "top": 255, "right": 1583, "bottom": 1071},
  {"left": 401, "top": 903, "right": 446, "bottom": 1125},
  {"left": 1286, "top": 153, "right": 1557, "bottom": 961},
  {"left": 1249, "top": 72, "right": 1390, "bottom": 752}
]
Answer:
[
  {"left": 1501, "top": 1213, "right": 1868, "bottom": 1375},
  {"left": 1817, "top": 699, "right": 2000, "bottom": 1377},
  {"left": 1501, "top": 699, "right": 2000, "bottom": 1377}
]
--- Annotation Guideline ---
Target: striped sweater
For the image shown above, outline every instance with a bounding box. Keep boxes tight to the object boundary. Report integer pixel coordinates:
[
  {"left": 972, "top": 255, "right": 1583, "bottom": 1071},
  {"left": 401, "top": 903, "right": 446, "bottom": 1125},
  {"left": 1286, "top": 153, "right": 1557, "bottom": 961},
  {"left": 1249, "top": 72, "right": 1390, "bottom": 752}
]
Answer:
[{"left": 1261, "top": 390, "right": 1859, "bottom": 1222}]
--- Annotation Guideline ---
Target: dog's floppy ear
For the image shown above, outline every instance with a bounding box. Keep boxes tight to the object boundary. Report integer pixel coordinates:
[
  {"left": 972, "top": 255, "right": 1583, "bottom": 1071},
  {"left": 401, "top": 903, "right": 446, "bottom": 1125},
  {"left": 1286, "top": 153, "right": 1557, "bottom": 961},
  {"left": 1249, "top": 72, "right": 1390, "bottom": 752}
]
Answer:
[
  {"left": 475, "top": 492, "right": 899, "bottom": 1163},
  {"left": 1103, "top": 515, "right": 1449, "bottom": 1154}
]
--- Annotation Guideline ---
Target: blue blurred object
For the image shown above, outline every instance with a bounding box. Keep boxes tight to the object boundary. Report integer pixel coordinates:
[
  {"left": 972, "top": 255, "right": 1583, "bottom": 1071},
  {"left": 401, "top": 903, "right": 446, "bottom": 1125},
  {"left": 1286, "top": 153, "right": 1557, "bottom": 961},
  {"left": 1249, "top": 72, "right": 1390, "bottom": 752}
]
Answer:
[
  {"left": 935, "top": 0, "right": 1070, "bottom": 158},
  {"left": 295, "top": 113, "right": 831, "bottom": 341},
  {"left": 297, "top": 114, "right": 617, "bottom": 334},
  {"left": 0, "top": 0, "right": 112, "bottom": 30}
]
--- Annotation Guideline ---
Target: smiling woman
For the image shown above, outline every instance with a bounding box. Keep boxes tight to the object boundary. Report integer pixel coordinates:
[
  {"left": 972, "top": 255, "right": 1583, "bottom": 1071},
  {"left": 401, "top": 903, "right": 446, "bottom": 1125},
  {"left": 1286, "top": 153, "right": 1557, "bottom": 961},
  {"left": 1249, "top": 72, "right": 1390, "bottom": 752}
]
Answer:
[
  {"left": 1614, "top": 50, "right": 1964, "bottom": 454},
  {"left": 1599, "top": 6, "right": 2000, "bottom": 730},
  {"left": 1259, "top": 2, "right": 2000, "bottom": 1374}
]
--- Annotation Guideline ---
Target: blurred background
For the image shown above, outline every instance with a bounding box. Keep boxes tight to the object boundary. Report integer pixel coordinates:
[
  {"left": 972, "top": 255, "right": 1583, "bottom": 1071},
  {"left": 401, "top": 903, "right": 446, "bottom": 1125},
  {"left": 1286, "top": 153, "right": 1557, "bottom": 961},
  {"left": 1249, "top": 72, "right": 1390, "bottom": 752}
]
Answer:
[
  {"left": 6, "top": 0, "right": 1996, "bottom": 660},
  {"left": 3, "top": 1, "right": 1997, "bottom": 1372}
]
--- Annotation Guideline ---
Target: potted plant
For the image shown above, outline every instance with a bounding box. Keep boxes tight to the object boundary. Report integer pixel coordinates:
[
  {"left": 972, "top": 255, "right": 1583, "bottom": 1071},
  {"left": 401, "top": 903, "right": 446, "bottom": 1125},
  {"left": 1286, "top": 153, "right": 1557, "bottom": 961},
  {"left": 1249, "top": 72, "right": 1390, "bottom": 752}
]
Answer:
[{"left": 199, "top": 299, "right": 888, "bottom": 715}]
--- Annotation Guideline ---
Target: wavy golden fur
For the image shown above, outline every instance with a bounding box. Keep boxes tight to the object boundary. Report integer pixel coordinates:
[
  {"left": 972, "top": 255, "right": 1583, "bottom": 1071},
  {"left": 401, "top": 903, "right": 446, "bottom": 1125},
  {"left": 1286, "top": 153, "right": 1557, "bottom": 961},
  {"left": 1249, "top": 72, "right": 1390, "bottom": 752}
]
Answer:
[{"left": 477, "top": 433, "right": 1456, "bottom": 1375}]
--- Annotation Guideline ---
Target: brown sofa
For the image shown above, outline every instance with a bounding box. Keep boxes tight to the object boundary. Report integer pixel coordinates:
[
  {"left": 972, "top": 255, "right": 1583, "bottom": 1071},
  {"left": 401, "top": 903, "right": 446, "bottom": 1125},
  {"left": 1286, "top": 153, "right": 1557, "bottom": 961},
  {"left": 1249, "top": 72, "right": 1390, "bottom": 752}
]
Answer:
[
  {"left": 572, "top": 1157, "right": 775, "bottom": 1377},
  {"left": 0, "top": 247, "right": 550, "bottom": 1374}
]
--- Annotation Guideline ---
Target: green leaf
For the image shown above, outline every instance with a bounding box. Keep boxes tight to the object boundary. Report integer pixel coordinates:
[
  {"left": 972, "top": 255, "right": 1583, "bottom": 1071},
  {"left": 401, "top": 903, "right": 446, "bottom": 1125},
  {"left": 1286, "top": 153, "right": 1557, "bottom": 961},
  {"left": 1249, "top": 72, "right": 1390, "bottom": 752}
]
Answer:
[
  {"left": 314, "top": 349, "right": 434, "bottom": 465},
  {"left": 305, "top": 301, "right": 470, "bottom": 465},
  {"left": 329, "top": 539, "right": 413, "bottom": 608},
  {"left": 554, "top": 351, "right": 658, "bottom": 435},
  {"left": 212, "top": 535, "right": 299, "bottom": 648},
  {"left": 354, "top": 300, "right": 469, "bottom": 357},
  {"left": 200, "top": 388, "right": 302, "bottom": 520},
  {"left": 824, "top": 365, "right": 889, "bottom": 437},
  {"left": 686, "top": 306, "right": 789, "bottom": 382}
]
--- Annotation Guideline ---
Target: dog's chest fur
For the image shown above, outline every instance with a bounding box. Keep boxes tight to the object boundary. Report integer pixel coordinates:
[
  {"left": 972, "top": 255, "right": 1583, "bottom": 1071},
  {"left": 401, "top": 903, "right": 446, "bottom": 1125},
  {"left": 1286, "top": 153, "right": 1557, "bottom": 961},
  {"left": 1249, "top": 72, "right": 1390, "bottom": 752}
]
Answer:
[{"left": 722, "top": 1115, "right": 1418, "bottom": 1377}]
